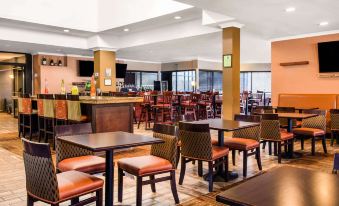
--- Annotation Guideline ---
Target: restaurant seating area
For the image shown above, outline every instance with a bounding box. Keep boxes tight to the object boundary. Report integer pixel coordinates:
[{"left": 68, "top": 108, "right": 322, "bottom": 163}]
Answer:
[{"left": 1, "top": 1, "right": 339, "bottom": 206}]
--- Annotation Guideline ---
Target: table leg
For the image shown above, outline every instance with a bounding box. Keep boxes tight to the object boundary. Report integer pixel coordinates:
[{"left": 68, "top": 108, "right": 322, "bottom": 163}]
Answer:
[
  {"left": 105, "top": 150, "right": 114, "bottom": 206},
  {"left": 287, "top": 118, "right": 293, "bottom": 133}
]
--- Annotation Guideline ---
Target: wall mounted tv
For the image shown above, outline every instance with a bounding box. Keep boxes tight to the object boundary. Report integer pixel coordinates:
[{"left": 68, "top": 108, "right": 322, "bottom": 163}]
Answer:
[
  {"left": 318, "top": 40, "right": 339, "bottom": 73},
  {"left": 78, "top": 60, "right": 94, "bottom": 77},
  {"left": 116, "top": 63, "right": 127, "bottom": 78}
]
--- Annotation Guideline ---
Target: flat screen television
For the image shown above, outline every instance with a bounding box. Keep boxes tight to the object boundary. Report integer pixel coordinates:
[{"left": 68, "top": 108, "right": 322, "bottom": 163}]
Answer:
[
  {"left": 78, "top": 60, "right": 94, "bottom": 77},
  {"left": 318, "top": 41, "right": 339, "bottom": 73},
  {"left": 116, "top": 63, "right": 127, "bottom": 78}
]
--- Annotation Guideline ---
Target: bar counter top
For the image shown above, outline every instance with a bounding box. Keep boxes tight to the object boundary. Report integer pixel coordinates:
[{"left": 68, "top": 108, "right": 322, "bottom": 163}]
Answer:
[{"left": 12, "top": 95, "right": 143, "bottom": 104}]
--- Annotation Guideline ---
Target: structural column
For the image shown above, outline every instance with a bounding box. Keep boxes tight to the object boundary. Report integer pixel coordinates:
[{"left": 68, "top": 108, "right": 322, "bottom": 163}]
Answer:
[
  {"left": 94, "top": 50, "right": 116, "bottom": 92},
  {"left": 222, "top": 27, "right": 240, "bottom": 120}
]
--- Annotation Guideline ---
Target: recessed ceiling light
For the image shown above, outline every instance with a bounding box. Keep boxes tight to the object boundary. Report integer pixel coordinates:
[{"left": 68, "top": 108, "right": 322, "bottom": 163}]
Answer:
[
  {"left": 319, "top": 21, "right": 329, "bottom": 26},
  {"left": 63, "top": 29, "right": 70, "bottom": 33},
  {"left": 174, "top": 16, "right": 182, "bottom": 20},
  {"left": 285, "top": 7, "right": 296, "bottom": 12},
  {"left": 123, "top": 28, "right": 129, "bottom": 32}
]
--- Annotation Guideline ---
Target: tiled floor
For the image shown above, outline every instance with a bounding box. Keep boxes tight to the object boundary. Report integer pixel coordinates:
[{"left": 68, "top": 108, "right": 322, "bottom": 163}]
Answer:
[{"left": 0, "top": 113, "right": 338, "bottom": 206}]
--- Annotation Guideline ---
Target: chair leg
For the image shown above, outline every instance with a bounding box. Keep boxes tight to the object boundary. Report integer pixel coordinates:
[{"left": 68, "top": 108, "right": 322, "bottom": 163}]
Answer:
[
  {"left": 243, "top": 150, "right": 248, "bottom": 177},
  {"left": 331, "top": 131, "right": 335, "bottom": 146},
  {"left": 311, "top": 136, "right": 316, "bottom": 156},
  {"left": 71, "top": 197, "right": 79, "bottom": 204},
  {"left": 268, "top": 142, "right": 272, "bottom": 155},
  {"left": 322, "top": 135, "right": 327, "bottom": 154},
  {"left": 179, "top": 157, "right": 186, "bottom": 185},
  {"left": 170, "top": 170, "right": 180, "bottom": 204},
  {"left": 208, "top": 161, "right": 213, "bottom": 192},
  {"left": 273, "top": 142, "right": 278, "bottom": 156},
  {"left": 278, "top": 141, "right": 282, "bottom": 164},
  {"left": 301, "top": 137, "right": 304, "bottom": 150},
  {"left": 289, "top": 139, "right": 294, "bottom": 158},
  {"left": 27, "top": 194, "right": 34, "bottom": 206},
  {"left": 96, "top": 188, "right": 103, "bottom": 206},
  {"left": 232, "top": 150, "right": 236, "bottom": 166},
  {"left": 176, "top": 146, "right": 180, "bottom": 168},
  {"left": 118, "top": 168, "right": 123, "bottom": 202},
  {"left": 262, "top": 141, "right": 266, "bottom": 150},
  {"left": 224, "top": 156, "right": 229, "bottom": 181},
  {"left": 150, "top": 175, "right": 156, "bottom": 192},
  {"left": 284, "top": 141, "right": 288, "bottom": 153},
  {"left": 136, "top": 176, "right": 142, "bottom": 206},
  {"left": 256, "top": 147, "right": 262, "bottom": 170},
  {"left": 198, "top": 160, "right": 203, "bottom": 177}
]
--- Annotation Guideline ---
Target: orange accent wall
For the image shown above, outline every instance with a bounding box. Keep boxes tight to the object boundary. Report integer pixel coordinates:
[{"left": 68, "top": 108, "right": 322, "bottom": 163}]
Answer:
[{"left": 271, "top": 33, "right": 339, "bottom": 105}]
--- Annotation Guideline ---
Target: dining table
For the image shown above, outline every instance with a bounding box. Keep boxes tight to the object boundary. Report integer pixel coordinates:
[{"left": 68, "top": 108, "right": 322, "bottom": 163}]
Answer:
[
  {"left": 276, "top": 112, "right": 318, "bottom": 132},
  {"left": 192, "top": 118, "right": 260, "bottom": 181},
  {"left": 216, "top": 166, "right": 339, "bottom": 206},
  {"left": 57, "top": 131, "right": 164, "bottom": 206},
  {"left": 273, "top": 106, "right": 319, "bottom": 114}
]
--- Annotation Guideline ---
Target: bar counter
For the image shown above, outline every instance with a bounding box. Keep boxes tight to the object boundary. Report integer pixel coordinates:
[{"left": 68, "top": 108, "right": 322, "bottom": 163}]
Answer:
[{"left": 12, "top": 96, "right": 143, "bottom": 133}]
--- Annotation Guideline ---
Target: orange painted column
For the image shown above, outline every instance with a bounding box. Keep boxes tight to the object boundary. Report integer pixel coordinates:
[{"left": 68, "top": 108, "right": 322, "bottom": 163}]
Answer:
[
  {"left": 94, "top": 50, "right": 117, "bottom": 92},
  {"left": 222, "top": 27, "right": 241, "bottom": 120}
]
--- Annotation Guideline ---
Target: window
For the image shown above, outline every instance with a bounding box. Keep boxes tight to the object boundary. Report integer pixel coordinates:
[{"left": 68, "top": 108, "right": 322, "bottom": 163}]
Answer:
[
  {"left": 199, "top": 70, "right": 222, "bottom": 92},
  {"left": 125, "top": 71, "right": 158, "bottom": 90},
  {"left": 240, "top": 71, "right": 271, "bottom": 92},
  {"left": 172, "top": 70, "right": 196, "bottom": 92}
]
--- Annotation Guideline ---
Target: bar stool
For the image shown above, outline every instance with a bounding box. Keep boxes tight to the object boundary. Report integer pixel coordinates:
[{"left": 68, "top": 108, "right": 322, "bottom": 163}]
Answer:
[
  {"left": 67, "top": 94, "right": 88, "bottom": 124},
  {"left": 43, "top": 94, "right": 56, "bottom": 146},
  {"left": 181, "top": 93, "right": 200, "bottom": 120},
  {"left": 17, "top": 95, "right": 24, "bottom": 138},
  {"left": 330, "top": 109, "right": 339, "bottom": 146},
  {"left": 137, "top": 93, "right": 153, "bottom": 129},
  {"left": 21, "top": 94, "right": 38, "bottom": 140},
  {"left": 55, "top": 94, "right": 68, "bottom": 125},
  {"left": 37, "top": 94, "right": 45, "bottom": 142},
  {"left": 153, "top": 91, "right": 173, "bottom": 123}
]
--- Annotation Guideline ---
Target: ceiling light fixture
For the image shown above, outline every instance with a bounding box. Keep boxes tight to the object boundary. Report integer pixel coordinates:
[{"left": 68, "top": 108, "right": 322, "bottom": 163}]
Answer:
[
  {"left": 63, "top": 29, "right": 70, "bottom": 33},
  {"left": 174, "top": 16, "right": 182, "bottom": 20},
  {"left": 123, "top": 28, "right": 129, "bottom": 32},
  {"left": 319, "top": 21, "right": 329, "bottom": 26},
  {"left": 285, "top": 7, "right": 296, "bottom": 12}
]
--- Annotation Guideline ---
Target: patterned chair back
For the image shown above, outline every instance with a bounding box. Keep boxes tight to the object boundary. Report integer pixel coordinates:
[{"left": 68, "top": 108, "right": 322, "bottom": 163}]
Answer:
[
  {"left": 43, "top": 94, "right": 55, "bottom": 118},
  {"left": 260, "top": 114, "right": 281, "bottom": 141},
  {"left": 37, "top": 94, "right": 45, "bottom": 116},
  {"left": 67, "top": 95, "right": 82, "bottom": 121},
  {"left": 151, "top": 124, "right": 178, "bottom": 167},
  {"left": 330, "top": 109, "right": 339, "bottom": 130},
  {"left": 178, "top": 122, "right": 213, "bottom": 161},
  {"left": 54, "top": 94, "right": 68, "bottom": 120},
  {"left": 22, "top": 138, "right": 59, "bottom": 202},
  {"left": 55, "top": 123, "right": 93, "bottom": 164},
  {"left": 302, "top": 109, "right": 327, "bottom": 131},
  {"left": 233, "top": 114, "right": 261, "bottom": 141}
]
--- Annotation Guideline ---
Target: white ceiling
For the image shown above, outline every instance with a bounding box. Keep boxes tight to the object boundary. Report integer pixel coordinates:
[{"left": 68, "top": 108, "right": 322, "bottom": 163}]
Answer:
[{"left": 176, "top": 0, "right": 339, "bottom": 39}]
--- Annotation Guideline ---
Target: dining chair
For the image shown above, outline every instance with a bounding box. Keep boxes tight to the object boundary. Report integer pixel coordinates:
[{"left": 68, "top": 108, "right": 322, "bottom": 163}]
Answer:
[
  {"left": 55, "top": 123, "right": 105, "bottom": 174},
  {"left": 260, "top": 114, "right": 294, "bottom": 163},
  {"left": 54, "top": 94, "right": 68, "bottom": 126},
  {"left": 117, "top": 124, "right": 179, "bottom": 206},
  {"left": 223, "top": 114, "right": 262, "bottom": 177},
  {"left": 178, "top": 122, "right": 229, "bottom": 192},
  {"left": 293, "top": 109, "right": 327, "bottom": 155},
  {"left": 330, "top": 109, "right": 339, "bottom": 146},
  {"left": 22, "top": 138, "right": 103, "bottom": 206}
]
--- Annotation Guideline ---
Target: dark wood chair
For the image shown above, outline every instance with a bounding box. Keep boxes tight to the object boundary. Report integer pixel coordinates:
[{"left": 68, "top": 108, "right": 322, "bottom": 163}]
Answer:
[
  {"left": 117, "top": 124, "right": 179, "bottom": 206},
  {"left": 293, "top": 109, "right": 327, "bottom": 155},
  {"left": 42, "top": 94, "right": 56, "bottom": 145},
  {"left": 222, "top": 115, "right": 262, "bottom": 177},
  {"left": 22, "top": 138, "right": 103, "bottom": 206},
  {"left": 330, "top": 109, "right": 339, "bottom": 146},
  {"left": 260, "top": 114, "right": 294, "bottom": 163},
  {"left": 138, "top": 93, "right": 153, "bottom": 129},
  {"left": 153, "top": 91, "right": 173, "bottom": 123},
  {"left": 181, "top": 93, "right": 200, "bottom": 120},
  {"left": 55, "top": 123, "right": 105, "bottom": 174},
  {"left": 178, "top": 122, "right": 229, "bottom": 192},
  {"left": 20, "top": 94, "right": 38, "bottom": 140},
  {"left": 54, "top": 94, "right": 68, "bottom": 126}
]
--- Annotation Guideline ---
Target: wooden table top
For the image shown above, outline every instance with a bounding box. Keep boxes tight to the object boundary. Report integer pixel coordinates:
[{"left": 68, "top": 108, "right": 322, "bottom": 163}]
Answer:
[
  {"left": 192, "top": 119, "right": 260, "bottom": 132},
  {"left": 57, "top": 131, "right": 164, "bottom": 152},
  {"left": 216, "top": 166, "right": 339, "bottom": 206},
  {"left": 276, "top": 112, "right": 318, "bottom": 119},
  {"left": 272, "top": 106, "right": 319, "bottom": 110}
]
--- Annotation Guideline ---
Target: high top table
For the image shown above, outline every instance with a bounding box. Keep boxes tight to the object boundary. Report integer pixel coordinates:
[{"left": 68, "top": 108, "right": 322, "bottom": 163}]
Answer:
[
  {"left": 192, "top": 119, "right": 260, "bottom": 181},
  {"left": 216, "top": 166, "right": 339, "bottom": 206},
  {"left": 57, "top": 131, "right": 164, "bottom": 206}
]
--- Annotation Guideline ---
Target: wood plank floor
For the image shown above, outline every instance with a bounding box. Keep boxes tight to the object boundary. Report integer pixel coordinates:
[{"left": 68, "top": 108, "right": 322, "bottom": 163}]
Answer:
[{"left": 0, "top": 113, "right": 338, "bottom": 206}]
